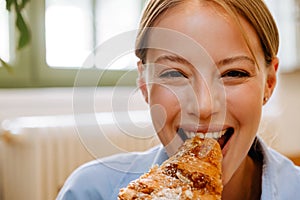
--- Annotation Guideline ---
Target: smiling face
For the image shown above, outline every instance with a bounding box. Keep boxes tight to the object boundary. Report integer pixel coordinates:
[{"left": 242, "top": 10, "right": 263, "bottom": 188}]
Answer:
[{"left": 138, "top": 1, "right": 277, "bottom": 186}]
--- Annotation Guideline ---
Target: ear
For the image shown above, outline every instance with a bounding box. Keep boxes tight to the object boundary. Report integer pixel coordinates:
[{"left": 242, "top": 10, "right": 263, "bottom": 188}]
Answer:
[
  {"left": 137, "top": 60, "right": 149, "bottom": 103},
  {"left": 263, "top": 57, "right": 279, "bottom": 104}
]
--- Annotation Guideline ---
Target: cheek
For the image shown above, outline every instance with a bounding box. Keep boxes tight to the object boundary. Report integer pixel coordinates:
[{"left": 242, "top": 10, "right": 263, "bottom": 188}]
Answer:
[
  {"left": 227, "top": 84, "right": 263, "bottom": 126},
  {"left": 149, "top": 84, "right": 181, "bottom": 130},
  {"left": 222, "top": 83, "right": 264, "bottom": 185}
]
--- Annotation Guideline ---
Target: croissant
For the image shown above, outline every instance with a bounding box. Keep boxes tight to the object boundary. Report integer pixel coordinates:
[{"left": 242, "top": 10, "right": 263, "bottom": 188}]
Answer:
[{"left": 118, "top": 137, "right": 223, "bottom": 200}]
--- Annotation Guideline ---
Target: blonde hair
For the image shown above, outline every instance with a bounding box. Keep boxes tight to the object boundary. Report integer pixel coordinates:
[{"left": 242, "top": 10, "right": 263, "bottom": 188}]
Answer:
[{"left": 135, "top": 0, "right": 279, "bottom": 66}]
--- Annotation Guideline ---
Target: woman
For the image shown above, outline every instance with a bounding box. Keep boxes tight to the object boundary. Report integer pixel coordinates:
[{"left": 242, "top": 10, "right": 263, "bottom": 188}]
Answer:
[{"left": 57, "top": 0, "right": 300, "bottom": 199}]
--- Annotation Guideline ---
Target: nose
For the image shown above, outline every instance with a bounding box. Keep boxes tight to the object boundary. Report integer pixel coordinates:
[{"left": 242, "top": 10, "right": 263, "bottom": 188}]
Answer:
[{"left": 186, "top": 78, "right": 216, "bottom": 121}]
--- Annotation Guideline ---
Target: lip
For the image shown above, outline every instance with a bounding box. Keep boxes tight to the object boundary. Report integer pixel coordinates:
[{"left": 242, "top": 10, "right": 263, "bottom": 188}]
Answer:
[{"left": 180, "top": 124, "right": 231, "bottom": 134}]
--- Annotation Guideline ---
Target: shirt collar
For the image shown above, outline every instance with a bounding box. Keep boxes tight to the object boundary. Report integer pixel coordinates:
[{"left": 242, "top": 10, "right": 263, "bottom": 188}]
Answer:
[
  {"left": 255, "top": 136, "right": 277, "bottom": 199},
  {"left": 152, "top": 144, "right": 169, "bottom": 165}
]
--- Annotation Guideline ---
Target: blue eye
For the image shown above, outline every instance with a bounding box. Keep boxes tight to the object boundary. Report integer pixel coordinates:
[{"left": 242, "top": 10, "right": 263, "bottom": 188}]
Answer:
[
  {"left": 160, "top": 70, "right": 187, "bottom": 78},
  {"left": 222, "top": 70, "right": 250, "bottom": 78}
]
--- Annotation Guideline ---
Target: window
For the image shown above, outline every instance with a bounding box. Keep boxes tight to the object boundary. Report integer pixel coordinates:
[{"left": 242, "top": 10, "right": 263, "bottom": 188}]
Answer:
[
  {"left": 0, "top": 0, "right": 298, "bottom": 88},
  {"left": 45, "top": 0, "right": 93, "bottom": 67},
  {"left": 0, "top": 0, "right": 145, "bottom": 87},
  {"left": 45, "top": 0, "right": 142, "bottom": 70},
  {"left": 265, "top": 0, "right": 299, "bottom": 72},
  {"left": 0, "top": 2, "right": 10, "bottom": 64}
]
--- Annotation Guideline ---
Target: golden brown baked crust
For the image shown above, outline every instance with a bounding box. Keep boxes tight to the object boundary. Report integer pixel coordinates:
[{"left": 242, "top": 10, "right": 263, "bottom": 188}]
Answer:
[{"left": 118, "top": 137, "right": 223, "bottom": 200}]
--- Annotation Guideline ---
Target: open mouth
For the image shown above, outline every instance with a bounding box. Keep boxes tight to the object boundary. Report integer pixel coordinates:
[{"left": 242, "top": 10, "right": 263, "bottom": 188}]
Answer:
[
  {"left": 216, "top": 127, "right": 234, "bottom": 149},
  {"left": 179, "top": 127, "right": 234, "bottom": 149}
]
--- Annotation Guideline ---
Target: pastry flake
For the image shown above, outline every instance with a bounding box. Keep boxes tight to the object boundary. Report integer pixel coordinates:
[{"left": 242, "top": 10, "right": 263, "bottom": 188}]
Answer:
[{"left": 118, "top": 137, "right": 223, "bottom": 200}]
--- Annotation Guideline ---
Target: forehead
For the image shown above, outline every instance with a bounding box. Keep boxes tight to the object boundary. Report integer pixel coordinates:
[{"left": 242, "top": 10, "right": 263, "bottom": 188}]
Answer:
[{"left": 146, "top": 1, "right": 263, "bottom": 67}]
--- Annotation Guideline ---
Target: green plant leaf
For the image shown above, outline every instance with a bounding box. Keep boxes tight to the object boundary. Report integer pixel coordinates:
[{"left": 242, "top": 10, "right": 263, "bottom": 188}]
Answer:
[
  {"left": 16, "top": 12, "right": 31, "bottom": 50},
  {"left": 5, "top": 0, "right": 13, "bottom": 11},
  {"left": 2, "top": 0, "right": 31, "bottom": 73}
]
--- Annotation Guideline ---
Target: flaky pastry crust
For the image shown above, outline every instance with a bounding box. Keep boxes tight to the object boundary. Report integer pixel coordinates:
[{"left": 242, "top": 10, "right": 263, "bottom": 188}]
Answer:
[{"left": 118, "top": 137, "right": 223, "bottom": 200}]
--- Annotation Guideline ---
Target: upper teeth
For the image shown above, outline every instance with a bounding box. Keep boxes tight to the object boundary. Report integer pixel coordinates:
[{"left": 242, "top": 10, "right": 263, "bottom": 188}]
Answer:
[{"left": 185, "top": 129, "right": 227, "bottom": 140}]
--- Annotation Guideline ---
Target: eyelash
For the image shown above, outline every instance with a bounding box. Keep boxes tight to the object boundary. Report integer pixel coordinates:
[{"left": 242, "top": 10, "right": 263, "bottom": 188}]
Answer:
[
  {"left": 221, "top": 70, "right": 250, "bottom": 78},
  {"left": 158, "top": 69, "right": 249, "bottom": 80},
  {"left": 159, "top": 70, "right": 187, "bottom": 78}
]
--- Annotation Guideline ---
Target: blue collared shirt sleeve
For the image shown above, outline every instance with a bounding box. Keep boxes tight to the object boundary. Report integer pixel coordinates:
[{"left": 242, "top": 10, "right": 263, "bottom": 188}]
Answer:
[
  {"left": 57, "top": 145, "right": 167, "bottom": 200},
  {"left": 259, "top": 137, "right": 300, "bottom": 199},
  {"left": 57, "top": 161, "right": 114, "bottom": 200}
]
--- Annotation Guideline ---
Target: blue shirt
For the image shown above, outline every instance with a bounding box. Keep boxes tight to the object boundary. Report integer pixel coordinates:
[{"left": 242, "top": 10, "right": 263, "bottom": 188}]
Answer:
[{"left": 57, "top": 138, "right": 300, "bottom": 199}]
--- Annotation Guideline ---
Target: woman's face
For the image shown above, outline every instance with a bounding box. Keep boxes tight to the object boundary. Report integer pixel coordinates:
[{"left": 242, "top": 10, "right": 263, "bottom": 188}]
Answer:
[{"left": 139, "top": 2, "right": 277, "bottom": 185}]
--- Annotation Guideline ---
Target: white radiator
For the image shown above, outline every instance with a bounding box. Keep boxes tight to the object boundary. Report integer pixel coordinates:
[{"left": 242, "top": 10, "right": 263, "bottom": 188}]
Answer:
[{"left": 0, "top": 111, "right": 159, "bottom": 200}]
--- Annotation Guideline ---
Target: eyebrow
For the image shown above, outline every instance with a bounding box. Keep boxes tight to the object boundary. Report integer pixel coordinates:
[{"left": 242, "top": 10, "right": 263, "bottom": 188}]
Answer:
[
  {"left": 153, "top": 54, "right": 255, "bottom": 68},
  {"left": 154, "top": 55, "right": 191, "bottom": 66},
  {"left": 215, "top": 56, "right": 255, "bottom": 67}
]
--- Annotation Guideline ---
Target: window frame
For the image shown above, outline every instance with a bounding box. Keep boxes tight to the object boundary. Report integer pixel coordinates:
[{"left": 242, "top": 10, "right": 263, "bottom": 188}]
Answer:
[
  {"left": 0, "top": 0, "right": 144, "bottom": 88},
  {"left": 1, "top": 0, "right": 299, "bottom": 88}
]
